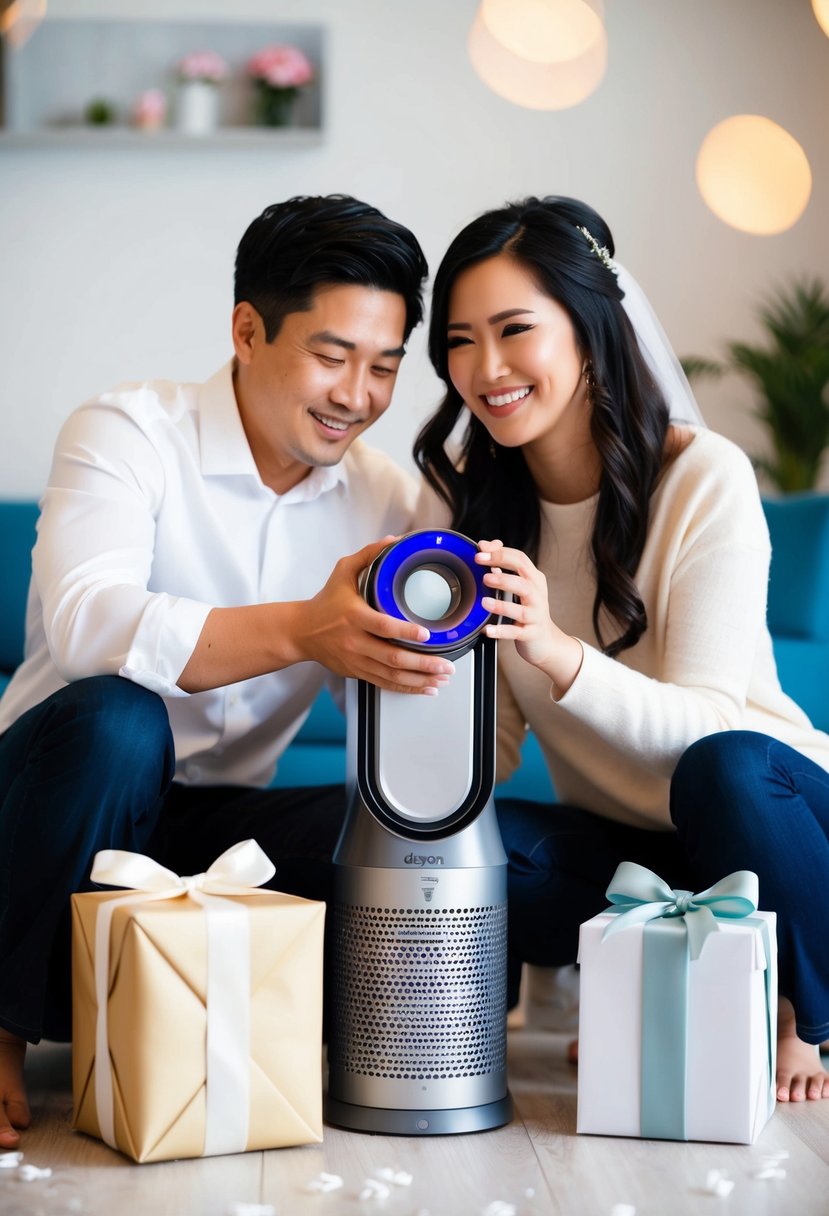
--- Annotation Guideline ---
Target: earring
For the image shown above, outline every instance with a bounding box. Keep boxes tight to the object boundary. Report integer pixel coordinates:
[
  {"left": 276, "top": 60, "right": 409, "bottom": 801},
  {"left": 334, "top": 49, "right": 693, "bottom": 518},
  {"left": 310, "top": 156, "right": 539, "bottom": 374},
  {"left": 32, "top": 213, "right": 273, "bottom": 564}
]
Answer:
[{"left": 584, "top": 359, "right": 597, "bottom": 407}]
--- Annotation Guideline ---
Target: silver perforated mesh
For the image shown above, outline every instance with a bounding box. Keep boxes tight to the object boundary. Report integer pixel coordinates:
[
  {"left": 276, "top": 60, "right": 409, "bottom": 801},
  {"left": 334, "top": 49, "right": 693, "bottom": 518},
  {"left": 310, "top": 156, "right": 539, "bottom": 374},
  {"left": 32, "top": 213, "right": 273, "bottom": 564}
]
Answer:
[{"left": 329, "top": 902, "right": 508, "bottom": 1080}]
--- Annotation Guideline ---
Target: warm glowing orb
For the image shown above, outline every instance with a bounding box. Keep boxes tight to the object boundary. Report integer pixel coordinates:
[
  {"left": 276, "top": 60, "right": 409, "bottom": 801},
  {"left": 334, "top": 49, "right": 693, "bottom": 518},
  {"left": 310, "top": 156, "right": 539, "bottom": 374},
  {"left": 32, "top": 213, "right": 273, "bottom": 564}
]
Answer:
[
  {"left": 469, "top": 4, "right": 607, "bottom": 110},
  {"left": 696, "top": 115, "right": 812, "bottom": 235},
  {"left": 812, "top": 0, "right": 829, "bottom": 38},
  {"left": 481, "top": 0, "right": 604, "bottom": 64}
]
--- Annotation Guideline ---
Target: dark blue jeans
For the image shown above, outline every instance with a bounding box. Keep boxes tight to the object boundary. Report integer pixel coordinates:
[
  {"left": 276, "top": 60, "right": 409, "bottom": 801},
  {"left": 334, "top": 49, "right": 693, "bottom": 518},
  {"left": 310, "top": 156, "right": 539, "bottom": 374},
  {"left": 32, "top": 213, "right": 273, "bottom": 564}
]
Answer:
[
  {"left": 496, "top": 731, "right": 829, "bottom": 1046},
  {"left": 0, "top": 676, "right": 347, "bottom": 1043}
]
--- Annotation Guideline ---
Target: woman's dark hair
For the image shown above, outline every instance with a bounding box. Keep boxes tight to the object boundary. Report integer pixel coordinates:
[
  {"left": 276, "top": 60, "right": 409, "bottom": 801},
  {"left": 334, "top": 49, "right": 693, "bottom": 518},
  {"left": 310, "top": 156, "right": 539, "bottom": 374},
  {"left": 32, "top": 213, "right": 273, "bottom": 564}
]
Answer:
[
  {"left": 235, "top": 194, "right": 428, "bottom": 343},
  {"left": 413, "top": 196, "right": 670, "bottom": 658}
]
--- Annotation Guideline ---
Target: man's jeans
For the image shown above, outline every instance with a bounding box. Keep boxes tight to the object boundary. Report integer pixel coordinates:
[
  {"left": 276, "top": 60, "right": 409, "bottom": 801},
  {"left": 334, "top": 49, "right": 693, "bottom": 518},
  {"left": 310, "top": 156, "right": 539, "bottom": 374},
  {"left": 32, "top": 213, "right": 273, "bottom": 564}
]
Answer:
[{"left": 0, "top": 676, "right": 346, "bottom": 1042}]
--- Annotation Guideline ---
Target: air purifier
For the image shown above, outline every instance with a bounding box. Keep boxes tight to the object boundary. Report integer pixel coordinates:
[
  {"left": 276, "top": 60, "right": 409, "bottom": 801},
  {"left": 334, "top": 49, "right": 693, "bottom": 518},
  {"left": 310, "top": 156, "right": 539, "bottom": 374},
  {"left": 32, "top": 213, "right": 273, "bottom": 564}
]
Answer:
[{"left": 325, "top": 529, "right": 512, "bottom": 1135}]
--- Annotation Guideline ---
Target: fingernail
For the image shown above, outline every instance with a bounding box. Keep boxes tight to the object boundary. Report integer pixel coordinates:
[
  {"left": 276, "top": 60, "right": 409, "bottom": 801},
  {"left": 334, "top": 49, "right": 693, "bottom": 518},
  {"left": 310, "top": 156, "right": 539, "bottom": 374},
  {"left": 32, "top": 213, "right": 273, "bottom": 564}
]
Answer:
[
  {"left": 433, "top": 674, "right": 451, "bottom": 685},
  {"left": 476, "top": 552, "right": 492, "bottom": 562},
  {"left": 441, "top": 662, "right": 455, "bottom": 674},
  {"left": 417, "top": 627, "right": 431, "bottom": 641},
  {"left": 423, "top": 686, "right": 439, "bottom": 697}
]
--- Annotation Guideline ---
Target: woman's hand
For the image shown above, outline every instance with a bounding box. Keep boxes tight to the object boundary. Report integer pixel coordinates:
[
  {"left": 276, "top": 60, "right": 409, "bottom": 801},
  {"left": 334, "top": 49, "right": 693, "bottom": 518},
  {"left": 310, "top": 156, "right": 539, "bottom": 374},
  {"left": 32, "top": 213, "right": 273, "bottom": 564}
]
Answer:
[{"left": 476, "top": 539, "right": 584, "bottom": 697}]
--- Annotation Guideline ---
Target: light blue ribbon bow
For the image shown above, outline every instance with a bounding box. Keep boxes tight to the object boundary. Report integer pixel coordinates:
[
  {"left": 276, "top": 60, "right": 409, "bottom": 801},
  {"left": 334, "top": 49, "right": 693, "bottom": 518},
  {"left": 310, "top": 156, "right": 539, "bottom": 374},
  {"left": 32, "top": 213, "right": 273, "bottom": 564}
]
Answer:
[
  {"left": 602, "top": 860, "right": 760, "bottom": 960},
  {"left": 600, "top": 861, "right": 766, "bottom": 1140}
]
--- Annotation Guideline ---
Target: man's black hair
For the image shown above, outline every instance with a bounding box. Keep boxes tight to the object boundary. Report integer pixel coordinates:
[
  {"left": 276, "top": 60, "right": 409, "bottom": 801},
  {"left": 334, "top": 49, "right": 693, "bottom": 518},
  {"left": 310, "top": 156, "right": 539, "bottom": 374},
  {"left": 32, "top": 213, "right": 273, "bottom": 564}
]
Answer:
[{"left": 234, "top": 194, "right": 428, "bottom": 342}]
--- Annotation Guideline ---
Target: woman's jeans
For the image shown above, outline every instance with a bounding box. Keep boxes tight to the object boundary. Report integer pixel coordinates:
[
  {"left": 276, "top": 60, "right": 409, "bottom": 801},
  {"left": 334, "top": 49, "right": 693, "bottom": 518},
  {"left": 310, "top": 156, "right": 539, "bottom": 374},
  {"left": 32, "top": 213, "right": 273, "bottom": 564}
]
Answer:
[
  {"left": 0, "top": 676, "right": 347, "bottom": 1043},
  {"left": 497, "top": 731, "right": 829, "bottom": 1046}
]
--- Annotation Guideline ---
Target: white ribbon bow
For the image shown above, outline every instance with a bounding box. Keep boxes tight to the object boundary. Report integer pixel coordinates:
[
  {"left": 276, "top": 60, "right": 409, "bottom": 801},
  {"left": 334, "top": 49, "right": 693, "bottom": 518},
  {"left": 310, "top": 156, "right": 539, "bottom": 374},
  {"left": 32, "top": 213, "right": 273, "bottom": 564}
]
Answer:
[{"left": 90, "top": 840, "right": 275, "bottom": 1157}]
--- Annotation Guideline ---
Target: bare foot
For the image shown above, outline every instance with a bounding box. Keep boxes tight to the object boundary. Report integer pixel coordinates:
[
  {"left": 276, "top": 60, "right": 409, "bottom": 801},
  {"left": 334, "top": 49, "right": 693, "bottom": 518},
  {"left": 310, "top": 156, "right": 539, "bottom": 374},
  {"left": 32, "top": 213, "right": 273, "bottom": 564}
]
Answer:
[
  {"left": 0, "top": 1027, "right": 30, "bottom": 1147},
  {"left": 776, "top": 997, "right": 829, "bottom": 1102}
]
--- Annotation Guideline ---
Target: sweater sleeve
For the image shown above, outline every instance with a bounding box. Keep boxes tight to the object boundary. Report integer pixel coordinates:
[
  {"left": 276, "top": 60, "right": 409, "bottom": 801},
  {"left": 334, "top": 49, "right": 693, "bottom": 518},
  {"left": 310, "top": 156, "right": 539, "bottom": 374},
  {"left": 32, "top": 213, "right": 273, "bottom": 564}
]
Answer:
[{"left": 554, "top": 439, "right": 771, "bottom": 777}]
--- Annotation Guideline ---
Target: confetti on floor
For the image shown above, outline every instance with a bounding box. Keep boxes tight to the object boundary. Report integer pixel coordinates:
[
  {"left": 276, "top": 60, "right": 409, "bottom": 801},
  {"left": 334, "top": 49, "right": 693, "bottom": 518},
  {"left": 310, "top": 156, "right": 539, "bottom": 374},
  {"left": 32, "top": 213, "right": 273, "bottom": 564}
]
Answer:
[
  {"left": 752, "top": 1148, "right": 790, "bottom": 1180},
  {"left": 481, "top": 1202, "right": 516, "bottom": 1216},
  {"left": 359, "top": 1178, "right": 391, "bottom": 1201},
  {"left": 753, "top": 1165, "right": 787, "bottom": 1181},
  {"left": 374, "top": 1167, "right": 413, "bottom": 1187},
  {"left": 703, "top": 1169, "right": 734, "bottom": 1197},
  {"left": 305, "top": 1172, "right": 344, "bottom": 1193},
  {"left": 0, "top": 1152, "right": 24, "bottom": 1169},
  {"left": 226, "top": 1204, "right": 276, "bottom": 1216},
  {"left": 18, "top": 1164, "right": 53, "bottom": 1181}
]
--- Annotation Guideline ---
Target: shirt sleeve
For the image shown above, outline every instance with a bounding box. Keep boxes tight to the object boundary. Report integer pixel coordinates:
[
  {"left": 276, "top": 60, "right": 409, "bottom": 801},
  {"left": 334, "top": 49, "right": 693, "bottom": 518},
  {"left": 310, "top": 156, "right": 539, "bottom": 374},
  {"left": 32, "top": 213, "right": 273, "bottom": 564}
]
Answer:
[
  {"left": 553, "top": 445, "right": 772, "bottom": 777},
  {"left": 33, "top": 401, "right": 211, "bottom": 697}
]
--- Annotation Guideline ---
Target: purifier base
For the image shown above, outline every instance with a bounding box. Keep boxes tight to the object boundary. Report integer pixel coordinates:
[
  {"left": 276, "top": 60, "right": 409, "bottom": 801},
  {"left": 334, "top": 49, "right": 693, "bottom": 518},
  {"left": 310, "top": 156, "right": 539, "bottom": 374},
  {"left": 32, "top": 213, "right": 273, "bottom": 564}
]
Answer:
[{"left": 324, "top": 1092, "right": 513, "bottom": 1136}]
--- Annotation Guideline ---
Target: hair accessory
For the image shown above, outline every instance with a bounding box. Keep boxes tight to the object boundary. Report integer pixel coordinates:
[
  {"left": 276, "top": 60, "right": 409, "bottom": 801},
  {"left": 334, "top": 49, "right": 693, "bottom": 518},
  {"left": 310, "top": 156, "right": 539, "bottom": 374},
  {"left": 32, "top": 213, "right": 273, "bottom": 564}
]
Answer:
[{"left": 577, "top": 224, "right": 618, "bottom": 275}]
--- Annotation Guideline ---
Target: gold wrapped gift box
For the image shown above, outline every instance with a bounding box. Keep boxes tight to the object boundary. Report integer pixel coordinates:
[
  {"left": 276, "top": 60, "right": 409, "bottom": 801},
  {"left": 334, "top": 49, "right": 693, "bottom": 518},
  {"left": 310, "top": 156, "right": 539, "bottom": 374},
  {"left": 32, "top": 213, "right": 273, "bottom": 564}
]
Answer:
[{"left": 71, "top": 887, "right": 325, "bottom": 1163}]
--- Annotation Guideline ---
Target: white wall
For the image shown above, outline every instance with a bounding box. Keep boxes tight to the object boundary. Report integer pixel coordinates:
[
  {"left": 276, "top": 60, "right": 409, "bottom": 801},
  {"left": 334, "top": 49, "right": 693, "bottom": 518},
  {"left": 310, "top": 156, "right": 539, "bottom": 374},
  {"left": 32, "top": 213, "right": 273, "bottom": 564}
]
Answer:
[{"left": 2, "top": 0, "right": 828, "bottom": 497}]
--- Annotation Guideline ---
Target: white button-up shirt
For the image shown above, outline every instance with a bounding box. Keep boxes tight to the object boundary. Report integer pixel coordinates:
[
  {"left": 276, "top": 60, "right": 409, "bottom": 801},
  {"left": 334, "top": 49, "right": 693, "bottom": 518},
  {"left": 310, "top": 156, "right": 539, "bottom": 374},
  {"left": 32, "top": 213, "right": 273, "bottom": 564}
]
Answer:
[{"left": 0, "top": 362, "right": 416, "bottom": 786}]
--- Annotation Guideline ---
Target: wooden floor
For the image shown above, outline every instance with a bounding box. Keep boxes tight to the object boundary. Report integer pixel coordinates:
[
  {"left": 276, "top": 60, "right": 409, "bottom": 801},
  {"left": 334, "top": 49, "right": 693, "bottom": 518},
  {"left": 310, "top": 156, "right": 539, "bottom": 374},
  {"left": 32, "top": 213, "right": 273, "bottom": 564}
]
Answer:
[{"left": 4, "top": 1034, "right": 829, "bottom": 1216}]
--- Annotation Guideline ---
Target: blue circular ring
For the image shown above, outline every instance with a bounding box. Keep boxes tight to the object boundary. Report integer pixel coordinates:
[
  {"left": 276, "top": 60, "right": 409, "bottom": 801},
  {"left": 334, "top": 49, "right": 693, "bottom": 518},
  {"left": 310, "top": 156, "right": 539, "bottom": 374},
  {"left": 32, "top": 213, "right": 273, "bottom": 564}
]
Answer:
[{"left": 370, "top": 529, "right": 492, "bottom": 647}]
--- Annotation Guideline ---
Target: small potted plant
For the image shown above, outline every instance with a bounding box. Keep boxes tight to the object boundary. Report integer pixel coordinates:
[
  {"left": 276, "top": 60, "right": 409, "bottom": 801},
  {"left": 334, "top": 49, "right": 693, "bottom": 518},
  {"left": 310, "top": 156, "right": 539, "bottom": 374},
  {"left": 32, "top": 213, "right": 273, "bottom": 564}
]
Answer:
[
  {"left": 84, "top": 98, "right": 116, "bottom": 126},
  {"left": 176, "top": 50, "right": 229, "bottom": 136},
  {"left": 683, "top": 278, "right": 829, "bottom": 494},
  {"left": 247, "top": 44, "right": 313, "bottom": 128}
]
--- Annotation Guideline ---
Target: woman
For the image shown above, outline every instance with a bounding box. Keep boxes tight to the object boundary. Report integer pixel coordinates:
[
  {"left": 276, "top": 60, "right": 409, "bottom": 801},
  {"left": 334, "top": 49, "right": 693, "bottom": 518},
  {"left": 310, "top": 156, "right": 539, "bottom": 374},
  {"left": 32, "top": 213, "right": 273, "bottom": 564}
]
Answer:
[{"left": 414, "top": 195, "right": 829, "bottom": 1103}]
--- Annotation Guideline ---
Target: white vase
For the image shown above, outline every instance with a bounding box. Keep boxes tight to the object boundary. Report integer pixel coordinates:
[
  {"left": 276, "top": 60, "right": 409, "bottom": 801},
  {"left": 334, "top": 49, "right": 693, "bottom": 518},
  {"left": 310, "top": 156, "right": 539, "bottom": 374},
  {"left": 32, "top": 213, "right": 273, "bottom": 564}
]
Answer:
[{"left": 176, "top": 80, "right": 220, "bottom": 136}]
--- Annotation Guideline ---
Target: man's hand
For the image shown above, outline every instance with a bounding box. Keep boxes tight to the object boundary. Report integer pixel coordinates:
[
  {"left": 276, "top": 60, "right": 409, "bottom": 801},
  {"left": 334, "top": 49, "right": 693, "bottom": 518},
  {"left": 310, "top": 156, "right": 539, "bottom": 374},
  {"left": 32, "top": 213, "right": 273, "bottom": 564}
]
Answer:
[
  {"left": 289, "top": 537, "right": 456, "bottom": 694},
  {"left": 179, "top": 536, "right": 456, "bottom": 695}
]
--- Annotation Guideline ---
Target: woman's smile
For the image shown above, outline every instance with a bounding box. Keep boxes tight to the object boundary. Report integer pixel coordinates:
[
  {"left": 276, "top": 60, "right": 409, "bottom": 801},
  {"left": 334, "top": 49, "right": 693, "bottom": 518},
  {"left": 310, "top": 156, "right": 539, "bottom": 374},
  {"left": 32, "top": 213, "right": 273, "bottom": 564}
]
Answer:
[{"left": 481, "top": 386, "right": 533, "bottom": 413}]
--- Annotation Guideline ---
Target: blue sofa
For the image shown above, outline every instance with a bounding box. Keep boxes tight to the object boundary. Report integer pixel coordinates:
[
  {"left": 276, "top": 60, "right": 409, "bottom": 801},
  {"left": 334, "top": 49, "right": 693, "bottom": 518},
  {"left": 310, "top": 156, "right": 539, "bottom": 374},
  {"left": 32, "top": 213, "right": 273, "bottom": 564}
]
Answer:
[{"left": 2, "top": 496, "right": 827, "bottom": 798}]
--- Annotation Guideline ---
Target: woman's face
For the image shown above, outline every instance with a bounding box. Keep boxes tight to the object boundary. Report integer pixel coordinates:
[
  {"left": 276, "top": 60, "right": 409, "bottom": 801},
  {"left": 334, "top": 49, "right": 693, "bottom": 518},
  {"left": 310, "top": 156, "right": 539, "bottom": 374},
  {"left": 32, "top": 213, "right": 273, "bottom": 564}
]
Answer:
[{"left": 445, "top": 253, "right": 589, "bottom": 454}]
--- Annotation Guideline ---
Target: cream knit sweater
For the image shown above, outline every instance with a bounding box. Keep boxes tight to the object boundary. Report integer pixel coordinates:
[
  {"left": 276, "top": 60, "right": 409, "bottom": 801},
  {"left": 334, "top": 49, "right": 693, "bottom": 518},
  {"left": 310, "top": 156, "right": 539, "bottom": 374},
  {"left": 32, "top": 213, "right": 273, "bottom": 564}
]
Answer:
[{"left": 420, "top": 428, "right": 829, "bottom": 829}]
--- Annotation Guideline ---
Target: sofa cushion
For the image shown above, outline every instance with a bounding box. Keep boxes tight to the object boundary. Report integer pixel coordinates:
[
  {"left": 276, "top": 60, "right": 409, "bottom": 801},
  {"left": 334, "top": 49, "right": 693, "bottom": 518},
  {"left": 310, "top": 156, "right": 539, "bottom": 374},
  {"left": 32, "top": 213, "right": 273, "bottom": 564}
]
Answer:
[
  {"left": 292, "top": 685, "right": 345, "bottom": 742},
  {"left": 0, "top": 501, "right": 38, "bottom": 674},
  {"left": 495, "top": 730, "right": 556, "bottom": 802},
  {"left": 772, "top": 637, "right": 829, "bottom": 734},
  {"left": 763, "top": 494, "right": 829, "bottom": 642}
]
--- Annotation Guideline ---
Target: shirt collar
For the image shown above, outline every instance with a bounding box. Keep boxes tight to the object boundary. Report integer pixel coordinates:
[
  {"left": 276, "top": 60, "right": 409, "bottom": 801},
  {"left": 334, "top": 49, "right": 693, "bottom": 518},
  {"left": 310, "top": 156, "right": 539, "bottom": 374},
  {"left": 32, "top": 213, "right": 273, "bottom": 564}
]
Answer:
[
  {"left": 197, "top": 359, "right": 348, "bottom": 501},
  {"left": 198, "top": 361, "right": 259, "bottom": 478}
]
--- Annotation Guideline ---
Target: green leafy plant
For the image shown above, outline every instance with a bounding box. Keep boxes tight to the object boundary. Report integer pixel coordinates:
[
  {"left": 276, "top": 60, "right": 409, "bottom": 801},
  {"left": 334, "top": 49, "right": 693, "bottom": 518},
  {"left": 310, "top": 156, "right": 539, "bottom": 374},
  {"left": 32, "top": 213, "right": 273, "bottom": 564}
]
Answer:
[
  {"left": 84, "top": 98, "right": 116, "bottom": 125},
  {"left": 682, "top": 278, "right": 829, "bottom": 493}
]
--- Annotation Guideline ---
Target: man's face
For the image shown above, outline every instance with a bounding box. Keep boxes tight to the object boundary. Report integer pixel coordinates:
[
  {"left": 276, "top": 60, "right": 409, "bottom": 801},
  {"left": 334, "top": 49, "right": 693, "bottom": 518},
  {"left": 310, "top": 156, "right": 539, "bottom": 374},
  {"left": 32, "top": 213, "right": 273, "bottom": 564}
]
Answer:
[{"left": 232, "top": 283, "right": 407, "bottom": 494}]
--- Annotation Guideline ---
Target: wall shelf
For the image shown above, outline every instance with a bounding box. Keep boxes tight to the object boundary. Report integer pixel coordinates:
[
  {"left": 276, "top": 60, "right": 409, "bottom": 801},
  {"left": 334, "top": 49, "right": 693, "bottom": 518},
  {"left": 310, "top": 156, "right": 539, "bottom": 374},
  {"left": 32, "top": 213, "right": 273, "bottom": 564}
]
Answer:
[
  {"left": 0, "top": 127, "right": 324, "bottom": 151},
  {"left": 1, "top": 17, "right": 324, "bottom": 146}
]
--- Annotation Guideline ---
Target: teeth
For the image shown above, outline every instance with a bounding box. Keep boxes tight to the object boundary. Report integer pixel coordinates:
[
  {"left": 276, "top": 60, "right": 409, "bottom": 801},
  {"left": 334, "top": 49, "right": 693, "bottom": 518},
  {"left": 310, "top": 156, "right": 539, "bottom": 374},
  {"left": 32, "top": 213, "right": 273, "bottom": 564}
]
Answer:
[
  {"left": 312, "top": 413, "right": 349, "bottom": 431},
  {"left": 485, "top": 387, "right": 531, "bottom": 407}
]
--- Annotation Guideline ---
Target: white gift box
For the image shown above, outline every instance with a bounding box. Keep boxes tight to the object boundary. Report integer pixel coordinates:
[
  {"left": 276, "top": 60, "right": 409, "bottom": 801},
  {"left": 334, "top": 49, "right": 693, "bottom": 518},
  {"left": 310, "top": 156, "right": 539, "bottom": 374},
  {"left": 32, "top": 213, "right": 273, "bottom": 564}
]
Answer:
[{"left": 577, "top": 907, "right": 777, "bottom": 1144}]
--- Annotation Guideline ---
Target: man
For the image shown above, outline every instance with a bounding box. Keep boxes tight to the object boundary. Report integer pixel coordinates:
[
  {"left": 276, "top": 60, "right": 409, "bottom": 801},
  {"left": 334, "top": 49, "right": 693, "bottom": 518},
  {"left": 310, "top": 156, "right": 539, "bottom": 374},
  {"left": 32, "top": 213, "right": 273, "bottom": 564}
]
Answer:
[{"left": 0, "top": 194, "right": 449, "bottom": 1147}]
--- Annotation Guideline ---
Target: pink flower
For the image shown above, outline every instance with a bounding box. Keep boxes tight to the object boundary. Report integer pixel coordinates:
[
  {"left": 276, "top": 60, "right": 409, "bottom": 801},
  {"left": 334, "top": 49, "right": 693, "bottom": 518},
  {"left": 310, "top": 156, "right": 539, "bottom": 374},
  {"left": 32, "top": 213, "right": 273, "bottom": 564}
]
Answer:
[
  {"left": 178, "top": 50, "right": 228, "bottom": 84},
  {"left": 133, "top": 89, "right": 167, "bottom": 130},
  {"left": 247, "top": 44, "right": 313, "bottom": 89}
]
